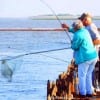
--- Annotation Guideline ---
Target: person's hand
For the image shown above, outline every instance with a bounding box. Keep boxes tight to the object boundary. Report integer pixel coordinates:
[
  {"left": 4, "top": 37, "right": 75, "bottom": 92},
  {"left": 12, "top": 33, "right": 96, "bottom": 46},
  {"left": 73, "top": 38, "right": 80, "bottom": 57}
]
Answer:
[{"left": 61, "top": 23, "right": 69, "bottom": 29}]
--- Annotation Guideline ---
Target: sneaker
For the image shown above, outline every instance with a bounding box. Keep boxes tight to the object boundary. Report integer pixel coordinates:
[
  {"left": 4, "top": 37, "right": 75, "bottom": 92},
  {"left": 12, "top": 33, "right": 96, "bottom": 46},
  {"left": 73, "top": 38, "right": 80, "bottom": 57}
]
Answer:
[
  {"left": 79, "top": 94, "right": 86, "bottom": 98},
  {"left": 86, "top": 94, "right": 93, "bottom": 97}
]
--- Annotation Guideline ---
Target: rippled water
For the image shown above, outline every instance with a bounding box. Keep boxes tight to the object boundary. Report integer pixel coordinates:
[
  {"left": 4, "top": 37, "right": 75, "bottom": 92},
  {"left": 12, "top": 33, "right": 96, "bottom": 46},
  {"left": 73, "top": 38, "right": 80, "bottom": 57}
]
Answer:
[{"left": 0, "top": 18, "right": 99, "bottom": 100}]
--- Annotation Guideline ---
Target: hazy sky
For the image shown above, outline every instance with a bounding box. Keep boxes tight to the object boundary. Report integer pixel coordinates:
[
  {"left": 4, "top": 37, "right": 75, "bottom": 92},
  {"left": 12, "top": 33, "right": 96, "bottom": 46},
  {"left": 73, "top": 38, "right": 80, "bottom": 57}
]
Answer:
[{"left": 0, "top": 0, "right": 100, "bottom": 18}]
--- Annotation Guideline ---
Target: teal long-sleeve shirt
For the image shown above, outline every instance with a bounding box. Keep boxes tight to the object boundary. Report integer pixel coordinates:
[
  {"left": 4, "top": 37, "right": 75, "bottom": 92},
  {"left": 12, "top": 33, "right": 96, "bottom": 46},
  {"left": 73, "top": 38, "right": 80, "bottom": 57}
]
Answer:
[{"left": 70, "top": 28, "right": 97, "bottom": 64}]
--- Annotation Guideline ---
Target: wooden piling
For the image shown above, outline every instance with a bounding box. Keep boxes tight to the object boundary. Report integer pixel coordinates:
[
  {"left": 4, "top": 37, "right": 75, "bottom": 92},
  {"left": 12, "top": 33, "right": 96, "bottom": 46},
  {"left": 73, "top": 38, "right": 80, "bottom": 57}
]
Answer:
[{"left": 47, "top": 59, "right": 100, "bottom": 100}]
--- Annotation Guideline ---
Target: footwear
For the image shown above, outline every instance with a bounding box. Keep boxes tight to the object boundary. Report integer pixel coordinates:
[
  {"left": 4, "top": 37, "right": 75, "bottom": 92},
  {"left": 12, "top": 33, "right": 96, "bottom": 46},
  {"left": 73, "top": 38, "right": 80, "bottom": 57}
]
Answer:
[
  {"left": 79, "top": 94, "right": 86, "bottom": 98},
  {"left": 86, "top": 94, "right": 93, "bottom": 97}
]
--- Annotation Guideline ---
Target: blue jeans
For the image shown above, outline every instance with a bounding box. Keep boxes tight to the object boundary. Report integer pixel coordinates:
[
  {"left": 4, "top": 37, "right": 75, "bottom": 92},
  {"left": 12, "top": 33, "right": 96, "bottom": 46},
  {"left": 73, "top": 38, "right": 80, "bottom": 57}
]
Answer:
[{"left": 78, "top": 58, "right": 97, "bottom": 95}]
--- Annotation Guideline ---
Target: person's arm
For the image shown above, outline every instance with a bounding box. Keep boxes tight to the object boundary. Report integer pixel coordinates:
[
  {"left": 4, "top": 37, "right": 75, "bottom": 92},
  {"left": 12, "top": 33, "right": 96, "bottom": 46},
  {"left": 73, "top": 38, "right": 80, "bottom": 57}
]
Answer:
[
  {"left": 61, "top": 23, "right": 75, "bottom": 33},
  {"left": 61, "top": 23, "right": 69, "bottom": 31},
  {"left": 93, "top": 39, "right": 100, "bottom": 45}
]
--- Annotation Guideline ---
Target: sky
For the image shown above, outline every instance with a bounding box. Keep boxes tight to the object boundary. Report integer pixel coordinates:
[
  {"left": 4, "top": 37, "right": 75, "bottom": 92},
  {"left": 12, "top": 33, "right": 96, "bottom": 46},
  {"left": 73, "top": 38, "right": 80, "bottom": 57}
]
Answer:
[{"left": 0, "top": 0, "right": 100, "bottom": 18}]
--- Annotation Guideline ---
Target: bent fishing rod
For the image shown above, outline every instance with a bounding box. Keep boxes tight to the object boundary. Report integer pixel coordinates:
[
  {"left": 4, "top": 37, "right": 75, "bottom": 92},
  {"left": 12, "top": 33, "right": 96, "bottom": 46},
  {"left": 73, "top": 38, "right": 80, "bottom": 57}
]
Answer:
[
  {"left": 0, "top": 47, "right": 71, "bottom": 61},
  {"left": 39, "top": 0, "right": 72, "bottom": 42}
]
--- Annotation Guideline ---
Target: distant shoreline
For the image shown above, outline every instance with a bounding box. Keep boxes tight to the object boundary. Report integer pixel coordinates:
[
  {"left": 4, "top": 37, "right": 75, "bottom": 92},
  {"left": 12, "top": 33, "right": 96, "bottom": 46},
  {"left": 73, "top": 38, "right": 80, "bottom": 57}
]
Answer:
[{"left": 31, "top": 15, "right": 100, "bottom": 20}]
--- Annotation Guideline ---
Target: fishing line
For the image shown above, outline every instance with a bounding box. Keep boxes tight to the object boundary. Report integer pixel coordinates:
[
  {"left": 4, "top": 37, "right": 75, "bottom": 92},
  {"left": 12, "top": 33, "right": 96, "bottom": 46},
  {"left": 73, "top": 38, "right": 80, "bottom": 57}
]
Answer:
[
  {"left": 0, "top": 47, "right": 71, "bottom": 61},
  {"left": 39, "top": 53, "right": 70, "bottom": 63},
  {"left": 39, "top": 0, "right": 72, "bottom": 42}
]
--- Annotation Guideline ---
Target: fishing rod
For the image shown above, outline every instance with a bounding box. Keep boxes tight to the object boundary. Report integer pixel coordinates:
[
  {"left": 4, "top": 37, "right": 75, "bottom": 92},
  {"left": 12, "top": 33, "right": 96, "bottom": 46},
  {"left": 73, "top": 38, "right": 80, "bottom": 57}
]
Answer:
[
  {"left": 0, "top": 47, "right": 71, "bottom": 61},
  {"left": 39, "top": 0, "right": 72, "bottom": 42}
]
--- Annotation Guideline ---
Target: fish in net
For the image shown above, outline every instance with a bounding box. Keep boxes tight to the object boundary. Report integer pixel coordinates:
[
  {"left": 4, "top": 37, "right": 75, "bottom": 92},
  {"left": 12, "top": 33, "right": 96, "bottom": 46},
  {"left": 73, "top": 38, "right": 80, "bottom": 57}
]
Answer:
[{"left": 0, "top": 57, "right": 23, "bottom": 82}]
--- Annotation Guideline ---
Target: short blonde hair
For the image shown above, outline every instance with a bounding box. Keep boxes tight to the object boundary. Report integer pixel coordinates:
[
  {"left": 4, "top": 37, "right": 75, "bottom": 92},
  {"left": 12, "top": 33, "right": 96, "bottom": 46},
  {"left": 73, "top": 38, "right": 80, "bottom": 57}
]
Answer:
[{"left": 72, "top": 20, "right": 83, "bottom": 30}]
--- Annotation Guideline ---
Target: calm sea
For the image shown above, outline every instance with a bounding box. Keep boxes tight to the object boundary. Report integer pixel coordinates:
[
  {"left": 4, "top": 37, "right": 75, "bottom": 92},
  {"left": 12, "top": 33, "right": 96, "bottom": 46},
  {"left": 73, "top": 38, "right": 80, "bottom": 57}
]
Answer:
[{"left": 0, "top": 18, "right": 99, "bottom": 100}]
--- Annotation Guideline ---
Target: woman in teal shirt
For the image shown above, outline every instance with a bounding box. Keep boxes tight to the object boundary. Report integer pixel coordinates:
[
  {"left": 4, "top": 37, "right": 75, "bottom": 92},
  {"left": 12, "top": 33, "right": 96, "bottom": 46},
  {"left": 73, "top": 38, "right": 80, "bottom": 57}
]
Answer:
[{"left": 62, "top": 20, "right": 97, "bottom": 97}]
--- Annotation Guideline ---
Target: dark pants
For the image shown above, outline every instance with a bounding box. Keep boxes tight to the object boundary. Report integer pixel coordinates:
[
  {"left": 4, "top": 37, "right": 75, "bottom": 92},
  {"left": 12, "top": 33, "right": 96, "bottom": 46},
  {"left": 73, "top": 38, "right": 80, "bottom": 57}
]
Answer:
[{"left": 92, "top": 49, "right": 100, "bottom": 88}]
